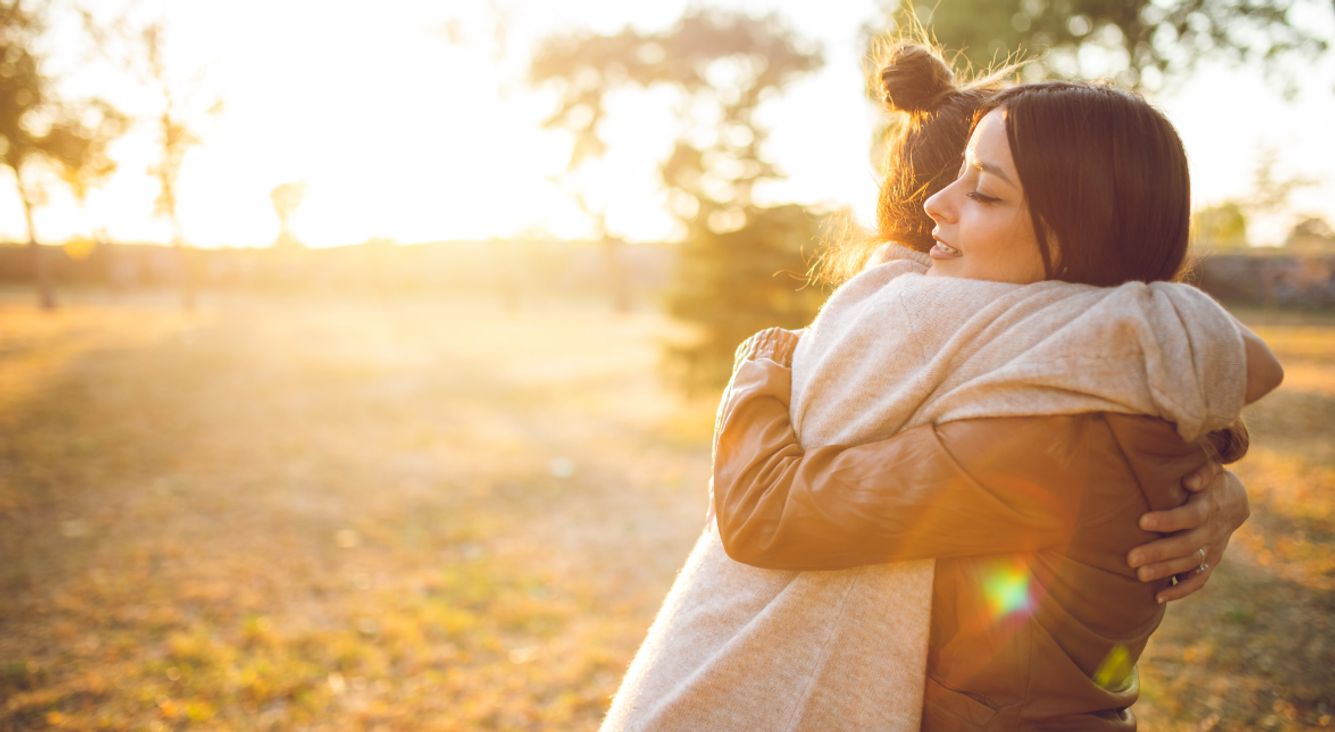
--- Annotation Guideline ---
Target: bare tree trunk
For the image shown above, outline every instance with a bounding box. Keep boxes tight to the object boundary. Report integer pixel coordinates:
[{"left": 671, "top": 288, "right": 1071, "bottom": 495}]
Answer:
[
  {"left": 582, "top": 196, "right": 630, "bottom": 314},
  {"left": 18, "top": 185, "right": 57, "bottom": 310},
  {"left": 175, "top": 240, "right": 195, "bottom": 310},
  {"left": 171, "top": 215, "right": 195, "bottom": 311}
]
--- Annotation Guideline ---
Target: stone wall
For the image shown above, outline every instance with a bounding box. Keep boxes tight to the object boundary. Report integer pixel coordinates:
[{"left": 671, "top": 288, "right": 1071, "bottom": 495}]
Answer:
[{"left": 1191, "top": 253, "right": 1335, "bottom": 308}]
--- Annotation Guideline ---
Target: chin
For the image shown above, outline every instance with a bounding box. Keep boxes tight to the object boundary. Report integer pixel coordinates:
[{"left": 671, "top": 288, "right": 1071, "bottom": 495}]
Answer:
[{"left": 926, "top": 261, "right": 960, "bottom": 278}]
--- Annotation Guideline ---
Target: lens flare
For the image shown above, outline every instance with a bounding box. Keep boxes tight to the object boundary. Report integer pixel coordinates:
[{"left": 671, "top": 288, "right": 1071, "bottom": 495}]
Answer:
[
  {"left": 982, "top": 562, "right": 1033, "bottom": 618},
  {"left": 1094, "top": 644, "right": 1135, "bottom": 691}
]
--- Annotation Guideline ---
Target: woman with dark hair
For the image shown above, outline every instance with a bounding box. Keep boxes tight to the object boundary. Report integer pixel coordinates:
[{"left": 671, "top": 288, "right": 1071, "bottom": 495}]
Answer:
[
  {"left": 707, "top": 74, "right": 1281, "bottom": 729},
  {"left": 603, "top": 45, "right": 1278, "bottom": 731},
  {"left": 813, "top": 43, "right": 1007, "bottom": 282}
]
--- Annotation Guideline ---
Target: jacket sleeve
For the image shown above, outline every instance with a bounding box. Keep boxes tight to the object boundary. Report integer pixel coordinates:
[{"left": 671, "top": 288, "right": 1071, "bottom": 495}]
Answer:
[{"left": 711, "top": 356, "right": 1195, "bottom": 571}]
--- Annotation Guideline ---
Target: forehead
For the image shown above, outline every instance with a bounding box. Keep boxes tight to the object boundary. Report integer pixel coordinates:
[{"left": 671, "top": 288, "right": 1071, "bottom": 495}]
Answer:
[{"left": 968, "top": 108, "right": 1014, "bottom": 168}]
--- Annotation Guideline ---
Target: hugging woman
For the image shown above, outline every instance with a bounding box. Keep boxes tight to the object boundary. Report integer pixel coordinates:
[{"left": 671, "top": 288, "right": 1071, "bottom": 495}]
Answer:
[{"left": 603, "top": 44, "right": 1279, "bottom": 731}]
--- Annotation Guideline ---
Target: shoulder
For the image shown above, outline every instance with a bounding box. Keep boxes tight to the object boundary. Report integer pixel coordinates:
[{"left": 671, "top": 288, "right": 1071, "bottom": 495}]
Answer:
[
  {"left": 943, "top": 412, "right": 1197, "bottom": 462},
  {"left": 935, "top": 413, "right": 1119, "bottom": 452},
  {"left": 936, "top": 412, "right": 1199, "bottom": 514},
  {"left": 1101, "top": 412, "right": 1195, "bottom": 455},
  {"left": 933, "top": 415, "right": 1118, "bottom": 486},
  {"left": 936, "top": 413, "right": 1197, "bottom": 483}
]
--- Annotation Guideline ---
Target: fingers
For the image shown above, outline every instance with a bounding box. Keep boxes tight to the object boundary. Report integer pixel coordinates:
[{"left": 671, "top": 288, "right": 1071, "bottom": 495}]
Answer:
[
  {"left": 1183, "top": 460, "right": 1222, "bottom": 492},
  {"left": 1140, "top": 538, "right": 1228, "bottom": 603},
  {"left": 1139, "top": 491, "right": 1212, "bottom": 533},
  {"left": 1155, "top": 564, "right": 1213, "bottom": 603},
  {"left": 1133, "top": 547, "right": 1206, "bottom": 582},
  {"left": 1128, "top": 524, "right": 1210, "bottom": 571}
]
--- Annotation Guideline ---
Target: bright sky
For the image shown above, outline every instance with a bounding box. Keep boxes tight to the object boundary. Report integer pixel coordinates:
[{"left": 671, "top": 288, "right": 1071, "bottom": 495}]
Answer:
[{"left": 1, "top": 0, "right": 1332, "bottom": 248}]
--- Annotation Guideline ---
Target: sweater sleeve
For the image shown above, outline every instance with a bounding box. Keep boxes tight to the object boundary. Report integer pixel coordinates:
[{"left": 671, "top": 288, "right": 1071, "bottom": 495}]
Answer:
[
  {"left": 1055, "top": 281, "right": 1247, "bottom": 441},
  {"left": 964, "top": 281, "right": 1248, "bottom": 443},
  {"left": 1136, "top": 282, "right": 1248, "bottom": 440},
  {"left": 711, "top": 356, "right": 1200, "bottom": 571}
]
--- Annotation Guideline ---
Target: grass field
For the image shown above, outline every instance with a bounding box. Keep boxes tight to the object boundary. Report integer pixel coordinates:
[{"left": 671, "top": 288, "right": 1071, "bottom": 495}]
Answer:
[{"left": 1, "top": 288, "right": 1331, "bottom": 730}]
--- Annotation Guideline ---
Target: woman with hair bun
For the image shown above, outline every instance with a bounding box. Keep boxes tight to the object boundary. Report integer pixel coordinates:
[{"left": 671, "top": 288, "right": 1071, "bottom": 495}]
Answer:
[
  {"left": 603, "top": 43, "right": 1276, "bottom": 731},
  {"left": 813, "top": 42, "right": 1007, "bottom": 282}
]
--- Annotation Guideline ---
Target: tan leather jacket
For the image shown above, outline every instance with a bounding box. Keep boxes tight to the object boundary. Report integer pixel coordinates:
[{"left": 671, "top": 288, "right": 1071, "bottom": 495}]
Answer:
[{"left": 711, "top": 329, "right": 1227, "bottom": 730}]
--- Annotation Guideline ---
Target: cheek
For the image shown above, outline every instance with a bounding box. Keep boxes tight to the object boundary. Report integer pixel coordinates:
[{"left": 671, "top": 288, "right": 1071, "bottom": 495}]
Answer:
[
  {"left": 1010, "top": 214, "right": 1047, "bottom": 281},
  {"left": 968, "top": 209, "right": 1045, "bottom": 281},
  {"left": 966, "top": 210, "right": 1011, "bottom": 253}
]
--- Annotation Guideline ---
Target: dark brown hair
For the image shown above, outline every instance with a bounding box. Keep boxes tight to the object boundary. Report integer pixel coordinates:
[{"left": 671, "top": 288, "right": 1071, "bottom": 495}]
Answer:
[
  {"left": 812, "top": 42, "right": 1007, "bottom": 285},
  {"left": 975, "top": 82, "right": 1192, "bottom": 285}
]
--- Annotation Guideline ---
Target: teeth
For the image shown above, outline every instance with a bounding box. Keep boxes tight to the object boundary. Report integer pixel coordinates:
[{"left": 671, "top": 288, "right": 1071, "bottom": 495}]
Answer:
[{"left": 936, "top": 241, "right": 960, "bottom": 255}]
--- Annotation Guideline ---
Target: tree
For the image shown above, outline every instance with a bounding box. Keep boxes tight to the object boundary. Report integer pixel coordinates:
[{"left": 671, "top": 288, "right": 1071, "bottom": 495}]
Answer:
[
  {"left": 1, "top": 0, "right": 126, "bottom": 309},
  {"left": 880, "top": 0, "right": 1328, "bottom": 91},
  {"left": 665, "top": 204, "right": 828, "bottom": 391},
  {"left": 1194, "top": 201, "right": 1250, "bottom": 250},
  {"left": 50, "top": 100, "right": 128, "bottom": 206},
  {"left": 530, "top": 26, "right": 675, "bottom": 313},
  {"left": 140, "top": 21, "right": 220, "bottom": 310},
  {"left": 1285, "top": 215, "right": 1335, "bottom": 251},
  {"left": 445, "top": 0, "right": 541, "bottom": 313},
  {"left": 1187, "top": 152, "right": 1324, "bottom": 251},
  {"left": 81, "top": 10, "right": 223, "bottom": 308},
  {"left": 534, "top": 12, "right": 823, "bottom": 235},
  {"left": 270, "top": 181, "right": 307, "bottom": 249},
  {"left": 1246, "top": 148, "right": 1317, "bottom": 218},
  {"left": 532, "top": 11, "right": 826, "bottom": 387},
  {"left": 1216, "top": 149, "right": 1318, "bottom": 248}
]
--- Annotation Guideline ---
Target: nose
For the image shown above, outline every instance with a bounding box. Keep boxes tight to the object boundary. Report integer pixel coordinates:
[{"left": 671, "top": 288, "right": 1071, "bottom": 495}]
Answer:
[{"left": 924, "top": 182, "right": 956, "bottom": 225}]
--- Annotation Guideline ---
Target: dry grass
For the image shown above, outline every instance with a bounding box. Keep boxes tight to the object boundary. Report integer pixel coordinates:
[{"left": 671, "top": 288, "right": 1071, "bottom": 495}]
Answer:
[
  {"left": 0, "top": 289, "right": 1331, "bottom": 730},
  {"left": 1137, "top": 308, "right": 1335, "bottom": 731}
]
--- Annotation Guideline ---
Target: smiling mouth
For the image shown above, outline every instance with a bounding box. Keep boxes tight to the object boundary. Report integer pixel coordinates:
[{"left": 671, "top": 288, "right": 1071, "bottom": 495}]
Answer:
[{"left": 930, "top": 238, "right": 962, "bottom": 259}]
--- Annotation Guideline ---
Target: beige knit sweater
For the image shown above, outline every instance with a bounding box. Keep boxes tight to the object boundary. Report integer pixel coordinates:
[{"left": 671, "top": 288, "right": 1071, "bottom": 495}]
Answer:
[{"left": 602, "top": 245, "right": 1247, "bottom": 731}]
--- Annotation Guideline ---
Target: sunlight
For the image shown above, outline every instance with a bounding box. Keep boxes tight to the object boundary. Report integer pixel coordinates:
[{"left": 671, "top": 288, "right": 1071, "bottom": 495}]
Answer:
[{"left": 3, "top": 0, "right": 1332, "bottom": 250}]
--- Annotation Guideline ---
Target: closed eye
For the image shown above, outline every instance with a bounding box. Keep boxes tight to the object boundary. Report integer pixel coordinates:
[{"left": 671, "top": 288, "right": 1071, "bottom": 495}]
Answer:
[{"left": 967, "top": 191, "right": 1000, "bottom": 204}]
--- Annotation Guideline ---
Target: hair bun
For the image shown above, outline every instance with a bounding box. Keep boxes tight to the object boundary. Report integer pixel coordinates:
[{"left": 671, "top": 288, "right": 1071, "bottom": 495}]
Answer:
[{"left": 880, "top": 44, "right": 956, "bottom": 113}]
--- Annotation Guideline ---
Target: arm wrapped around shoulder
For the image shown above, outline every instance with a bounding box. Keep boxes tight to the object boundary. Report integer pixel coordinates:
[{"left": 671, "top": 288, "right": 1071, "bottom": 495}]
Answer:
[{"left": 712, "top": 327, "right": 803, "bottom": 466}]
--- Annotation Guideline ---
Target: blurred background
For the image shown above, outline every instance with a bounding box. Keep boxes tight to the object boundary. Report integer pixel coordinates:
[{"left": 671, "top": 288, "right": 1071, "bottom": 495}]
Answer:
[{"left": 1, "top": 0, "right": 1332, "bottom": 729}]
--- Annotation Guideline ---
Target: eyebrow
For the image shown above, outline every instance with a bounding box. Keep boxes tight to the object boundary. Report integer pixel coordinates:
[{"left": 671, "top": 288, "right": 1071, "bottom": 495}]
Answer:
[{"left": 972, "top": 159, "right": 1015, "bottom": 187}]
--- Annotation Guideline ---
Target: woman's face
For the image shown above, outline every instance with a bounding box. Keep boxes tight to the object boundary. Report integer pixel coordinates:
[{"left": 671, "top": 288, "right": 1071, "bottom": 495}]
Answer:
[{"left": 923, "top": 108, "right": 1048, "bottom": 284}]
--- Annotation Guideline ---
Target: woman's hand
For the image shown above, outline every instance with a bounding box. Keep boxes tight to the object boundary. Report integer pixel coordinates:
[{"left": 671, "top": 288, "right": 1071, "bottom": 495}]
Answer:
[
  {"left": 1126, "top": 462, "right": 1250, "bottom": 603},
  {"left": 714, "top": 327, "right": 804, "bottom": 464}
]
